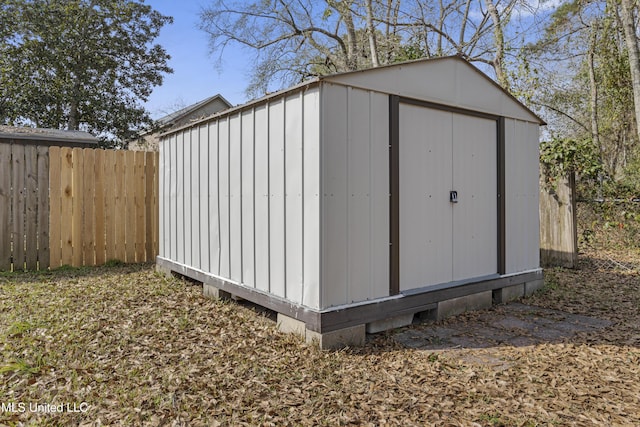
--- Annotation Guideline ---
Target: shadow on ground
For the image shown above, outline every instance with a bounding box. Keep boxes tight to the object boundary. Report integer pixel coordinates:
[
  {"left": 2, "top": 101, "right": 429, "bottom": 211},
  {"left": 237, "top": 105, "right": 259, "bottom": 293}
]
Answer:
[{"left": 393, "top": 302, "right": 613, "bottom": 351}]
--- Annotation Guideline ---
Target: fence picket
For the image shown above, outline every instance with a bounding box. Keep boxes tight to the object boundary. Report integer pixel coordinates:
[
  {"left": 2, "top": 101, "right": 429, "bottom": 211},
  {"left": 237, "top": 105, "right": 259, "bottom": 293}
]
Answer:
[
  {"left": 60, "top": 147, "right": 74, "bottom": 266},
  {"left": 125, "top": 152, "right": 136, "bottom": 263},
  {"left": 0, "top": 143, "right": 11, "bottom": 270},
  {"left": 134, "top": 151, "right": 146, "bottom": 262},
  {"left": 25, "top": 145, "right": 38, "bottom": 270},
  {"left": 104, "top": 150, "right": 117, "bottom": 262},
  {"left": 37, "top": 146, "right": 50, "bottom": 270},
  {"left": 94, "top": 150, "right": 106, "bottom": 265},
  {"left": 11, "top": 144, "right": 25, "bottom": 270},
  {"left": 115, "top": 151, "right": 126, "bottom": 262},
  {"left": 71, "top": 148, "right": 84, "bottom": 266},
  {"left": 82, "top": 149, "right": 95, "bottom": 266},
  {"left": 49, "top": 146, "right": 62, "bottom": 268}
]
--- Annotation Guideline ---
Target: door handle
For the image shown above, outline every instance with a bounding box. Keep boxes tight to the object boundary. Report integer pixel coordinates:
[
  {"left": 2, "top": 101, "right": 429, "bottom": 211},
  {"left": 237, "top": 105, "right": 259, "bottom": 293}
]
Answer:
[{"left": 450, "top": 190, "right": 458, "bottom": 203}]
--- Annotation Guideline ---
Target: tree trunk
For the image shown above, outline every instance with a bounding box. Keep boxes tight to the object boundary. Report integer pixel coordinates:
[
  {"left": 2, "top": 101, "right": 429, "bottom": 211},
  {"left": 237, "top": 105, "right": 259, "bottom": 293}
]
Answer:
[
  {"left": 437, "top": 0, "right": 445, "bottom": 55},
  {"left": 485, "top": 0, "right": 508, "bottom": 90},
  {"left": 68, "top": 76, "right": 81, "bottom": 130},
  {"left": 365, "top": 0, "right": 379, "bottom": 67},
  {"left": 587, "top": 27, "right": 601, "bottom": 155},
  {"left": 620, "top": 0, "right": 640, "bottom": 143},
  {"left": 340, "top": 2, "right": 358, "bottom": 70}
]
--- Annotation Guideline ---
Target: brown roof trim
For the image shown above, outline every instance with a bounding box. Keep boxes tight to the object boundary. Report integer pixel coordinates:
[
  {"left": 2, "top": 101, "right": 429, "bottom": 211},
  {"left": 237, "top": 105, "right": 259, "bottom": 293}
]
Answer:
[{"left": 160, "top": 80, "right": 321, "bottom": 137}]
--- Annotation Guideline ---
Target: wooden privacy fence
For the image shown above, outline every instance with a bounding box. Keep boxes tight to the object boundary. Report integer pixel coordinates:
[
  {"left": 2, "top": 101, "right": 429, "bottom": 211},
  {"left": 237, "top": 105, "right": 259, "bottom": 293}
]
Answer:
[
  {"left": 539, "top": 171, "right": 578, "bottom": 268},
  {"left": 0, "top": 143, "right": 158, "bottom": 271},
  {"left": 0, "top": 143, "right": 50, "bottom": 271}
]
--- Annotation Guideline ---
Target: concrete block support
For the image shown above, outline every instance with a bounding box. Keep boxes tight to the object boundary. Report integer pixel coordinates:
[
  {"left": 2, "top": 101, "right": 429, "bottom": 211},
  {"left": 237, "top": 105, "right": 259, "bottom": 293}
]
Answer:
[
  {"left": 436, "top": 290, "right": 492, "bottom": 320},
  {"left": 277, "top": 313, "right": 366, "bottom": 350},
  {"left": 366, "top": 313, "right": 414, "bottom": 333},
  {"left": 493, "top": 284, "right": 525, "bottom": 304},
  {"left": 203, "top": 283, "right": 232, "bottom": 301},
  {"left": 155, "top": 263, "right": 173, "bottom": 277},
  {"left": 306, "top": 325, "right": 366, "bottom": 350},
  {"left": 524, "top": 279, "right": 545, "bottom": 296},
  {"left": 277, "top": 313, "right": 307, "bottom": 336}
]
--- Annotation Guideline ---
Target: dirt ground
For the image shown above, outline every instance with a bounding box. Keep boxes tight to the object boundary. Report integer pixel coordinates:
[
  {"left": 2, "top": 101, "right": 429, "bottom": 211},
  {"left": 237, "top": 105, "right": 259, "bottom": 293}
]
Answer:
[{"left": 0, "top": 248, "right": 638, "bottom": 426}]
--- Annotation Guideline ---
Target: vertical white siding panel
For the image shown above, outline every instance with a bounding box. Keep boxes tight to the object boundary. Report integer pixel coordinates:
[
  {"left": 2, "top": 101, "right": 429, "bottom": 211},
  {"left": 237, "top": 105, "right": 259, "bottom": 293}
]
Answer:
[
  {"left": 321, "top": 84, "right": 348, "bottom": 308},
  {"left": 241, "top": 110, "right": 255, "bottom": 288},
  {"left": 269, "top": 99, "right": 286, "bottom": 298},
  {"left": 199, "top": 125, "right": 210, "bottom": 273},
  {"left": 229, "top": 113, "right": 243, "bottom": 282},
  {"left": 347, "top": 88, "right": 372, "bottom": 303},
  {"left": 158, "top": 138, "right": 166, "bottom": 257},
  {"left": 253, "top": 105, "right": 270, "bottom": 292},
  {"left": 399, "top": 104, "right": 453, "bottom": 290},
  {"left": 527, "top": 122, "right": 541, "bottom": 270},
  {"left": 452, "top": 113, "right": 497, "bottom": 280},
  {"left": 209, "top": 121, "right": 221, "bottom": 275},
  {"left": 285, "top": 93, "right": 304, "bottom": 304},
  {"left": 170, "top": 134, "right": 177, "bottom": 261},
  {"left": 219, "top": 118, "right": 230, "bottom": 278},
  {"left": 302, "top": 88, "right": 321, "bottom": 309},
  {"left": 176, "top": 132, "right": 185, "bottom": 264},
  {"left": 369, "top": 92, "right": 390, "bottom": 299},
  {"left": 184, "top": 130, "right": 193, "bottom": 267},
  {"left": 504, "top": 118, "right": 521, "bottom": 272},
  {"left": 505, "top": 119, "right": 540, "bottom": 273},
  {"left": 190, "top": 128, "right": 201, "bottom": 269}
]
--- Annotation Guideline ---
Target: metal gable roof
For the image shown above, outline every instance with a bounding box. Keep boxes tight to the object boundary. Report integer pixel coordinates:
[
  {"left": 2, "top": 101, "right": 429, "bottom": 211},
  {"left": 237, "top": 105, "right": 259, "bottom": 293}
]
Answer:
[
  {"left": 162, "top": 56, "right": 544, "bottom": 137},
  {"left": 321, "top": 55, "right": 545, "bottom": 125}
]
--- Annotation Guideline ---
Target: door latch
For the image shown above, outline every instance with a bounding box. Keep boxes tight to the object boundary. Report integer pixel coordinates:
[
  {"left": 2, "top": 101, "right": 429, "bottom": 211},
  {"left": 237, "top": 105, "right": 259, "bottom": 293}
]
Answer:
[{"left": 450, "top": 190, "right": 458, "bottom": 203}]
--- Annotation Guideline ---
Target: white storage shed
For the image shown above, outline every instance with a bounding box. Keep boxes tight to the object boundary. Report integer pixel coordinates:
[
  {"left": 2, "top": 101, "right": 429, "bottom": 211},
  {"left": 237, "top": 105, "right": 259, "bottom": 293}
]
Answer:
[{"left": 156, "top": 56, "right": 544, "bottom": 348}]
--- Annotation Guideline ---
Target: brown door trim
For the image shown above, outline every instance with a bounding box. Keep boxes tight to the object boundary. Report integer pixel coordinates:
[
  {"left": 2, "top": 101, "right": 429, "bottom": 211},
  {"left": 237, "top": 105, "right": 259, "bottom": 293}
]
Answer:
[
  {"left": 497, "top": 117, "right": 506, "bottom": 274},
  {"left": 389, "top": 95, "right": 506, "bottom": 295},
  {"left": 389, "top": 95, "right": 400, "bottom": 295}
]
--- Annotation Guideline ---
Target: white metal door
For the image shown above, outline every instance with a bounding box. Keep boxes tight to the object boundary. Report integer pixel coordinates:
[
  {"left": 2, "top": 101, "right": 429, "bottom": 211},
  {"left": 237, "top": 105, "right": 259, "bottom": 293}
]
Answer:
[
  {"left": 399, "top": 104, "right": 453, "bottom": 289},
  {"left": 399, "top": 104, "right": 497, "bottom": 291},
  {"left": 452, "top": 113, "right": 497, "bottom": 280}
]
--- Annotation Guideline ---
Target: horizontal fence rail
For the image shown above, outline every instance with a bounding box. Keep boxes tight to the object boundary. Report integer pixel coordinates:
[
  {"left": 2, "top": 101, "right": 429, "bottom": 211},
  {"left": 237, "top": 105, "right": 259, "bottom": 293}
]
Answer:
[{"left": 0, "top": 142, "right": 158, "bottom": 271}]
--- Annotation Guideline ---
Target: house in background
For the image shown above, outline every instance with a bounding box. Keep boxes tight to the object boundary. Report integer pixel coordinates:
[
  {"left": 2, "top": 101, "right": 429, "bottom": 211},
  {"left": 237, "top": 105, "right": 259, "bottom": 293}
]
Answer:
[
  {"left": 129, "top": 94, "right": 232, "bottom": 151},
  {"left": 0, "top": 125, "right": 99, "bottom": 148}
]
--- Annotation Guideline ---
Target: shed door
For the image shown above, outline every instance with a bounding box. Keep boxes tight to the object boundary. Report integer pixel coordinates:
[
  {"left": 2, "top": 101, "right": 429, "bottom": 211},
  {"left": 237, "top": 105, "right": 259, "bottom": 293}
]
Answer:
[{"left": 399, "top": 103, "right": 497, "bottom": 291}]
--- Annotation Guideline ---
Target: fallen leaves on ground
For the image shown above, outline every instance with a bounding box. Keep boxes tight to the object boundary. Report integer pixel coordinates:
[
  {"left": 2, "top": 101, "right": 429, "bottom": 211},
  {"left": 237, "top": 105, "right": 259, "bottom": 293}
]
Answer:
[{"left": 0, "top": 250, "right": 638, "bottom": 426}]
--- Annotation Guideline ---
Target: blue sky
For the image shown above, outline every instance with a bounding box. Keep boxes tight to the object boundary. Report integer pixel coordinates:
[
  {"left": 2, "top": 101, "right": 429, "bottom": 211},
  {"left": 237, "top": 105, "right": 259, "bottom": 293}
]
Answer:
[{"left": 143, "top": 1, "right": 251, "bottom": 119}]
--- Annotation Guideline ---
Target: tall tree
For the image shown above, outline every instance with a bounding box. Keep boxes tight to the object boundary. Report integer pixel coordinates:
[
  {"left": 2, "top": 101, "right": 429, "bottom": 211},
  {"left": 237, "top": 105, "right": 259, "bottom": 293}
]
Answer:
[
  {"left": 619, "top": 0, "right": 640, "bottom": 143},
  {"left": 200, "top": 0, "right": 521, "bottom": 97},
  {"left": 525, "top": 0, "right": 638, "bottom": 178},
  {"left": 0, "top": 0, "right": 173, "bottom": 146}
]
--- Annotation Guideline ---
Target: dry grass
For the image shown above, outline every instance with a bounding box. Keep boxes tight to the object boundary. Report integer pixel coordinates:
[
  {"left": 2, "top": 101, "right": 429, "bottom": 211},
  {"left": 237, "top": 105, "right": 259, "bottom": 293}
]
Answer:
[{"left": 0, "top": 250, "right": 638, "bottom": 426}]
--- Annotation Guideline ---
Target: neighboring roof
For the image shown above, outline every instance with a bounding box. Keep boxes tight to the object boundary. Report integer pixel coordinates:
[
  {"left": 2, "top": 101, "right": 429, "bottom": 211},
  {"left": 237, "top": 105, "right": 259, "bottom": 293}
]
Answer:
[
  {"left": 0, "top": 125, "right": 99, "bottom": 146},
  {"left": 163, "top": 55, "right": 544, "bottom": 137},
  {"left": 156, "top": 93, "right": 232, "bottom": 127}
]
